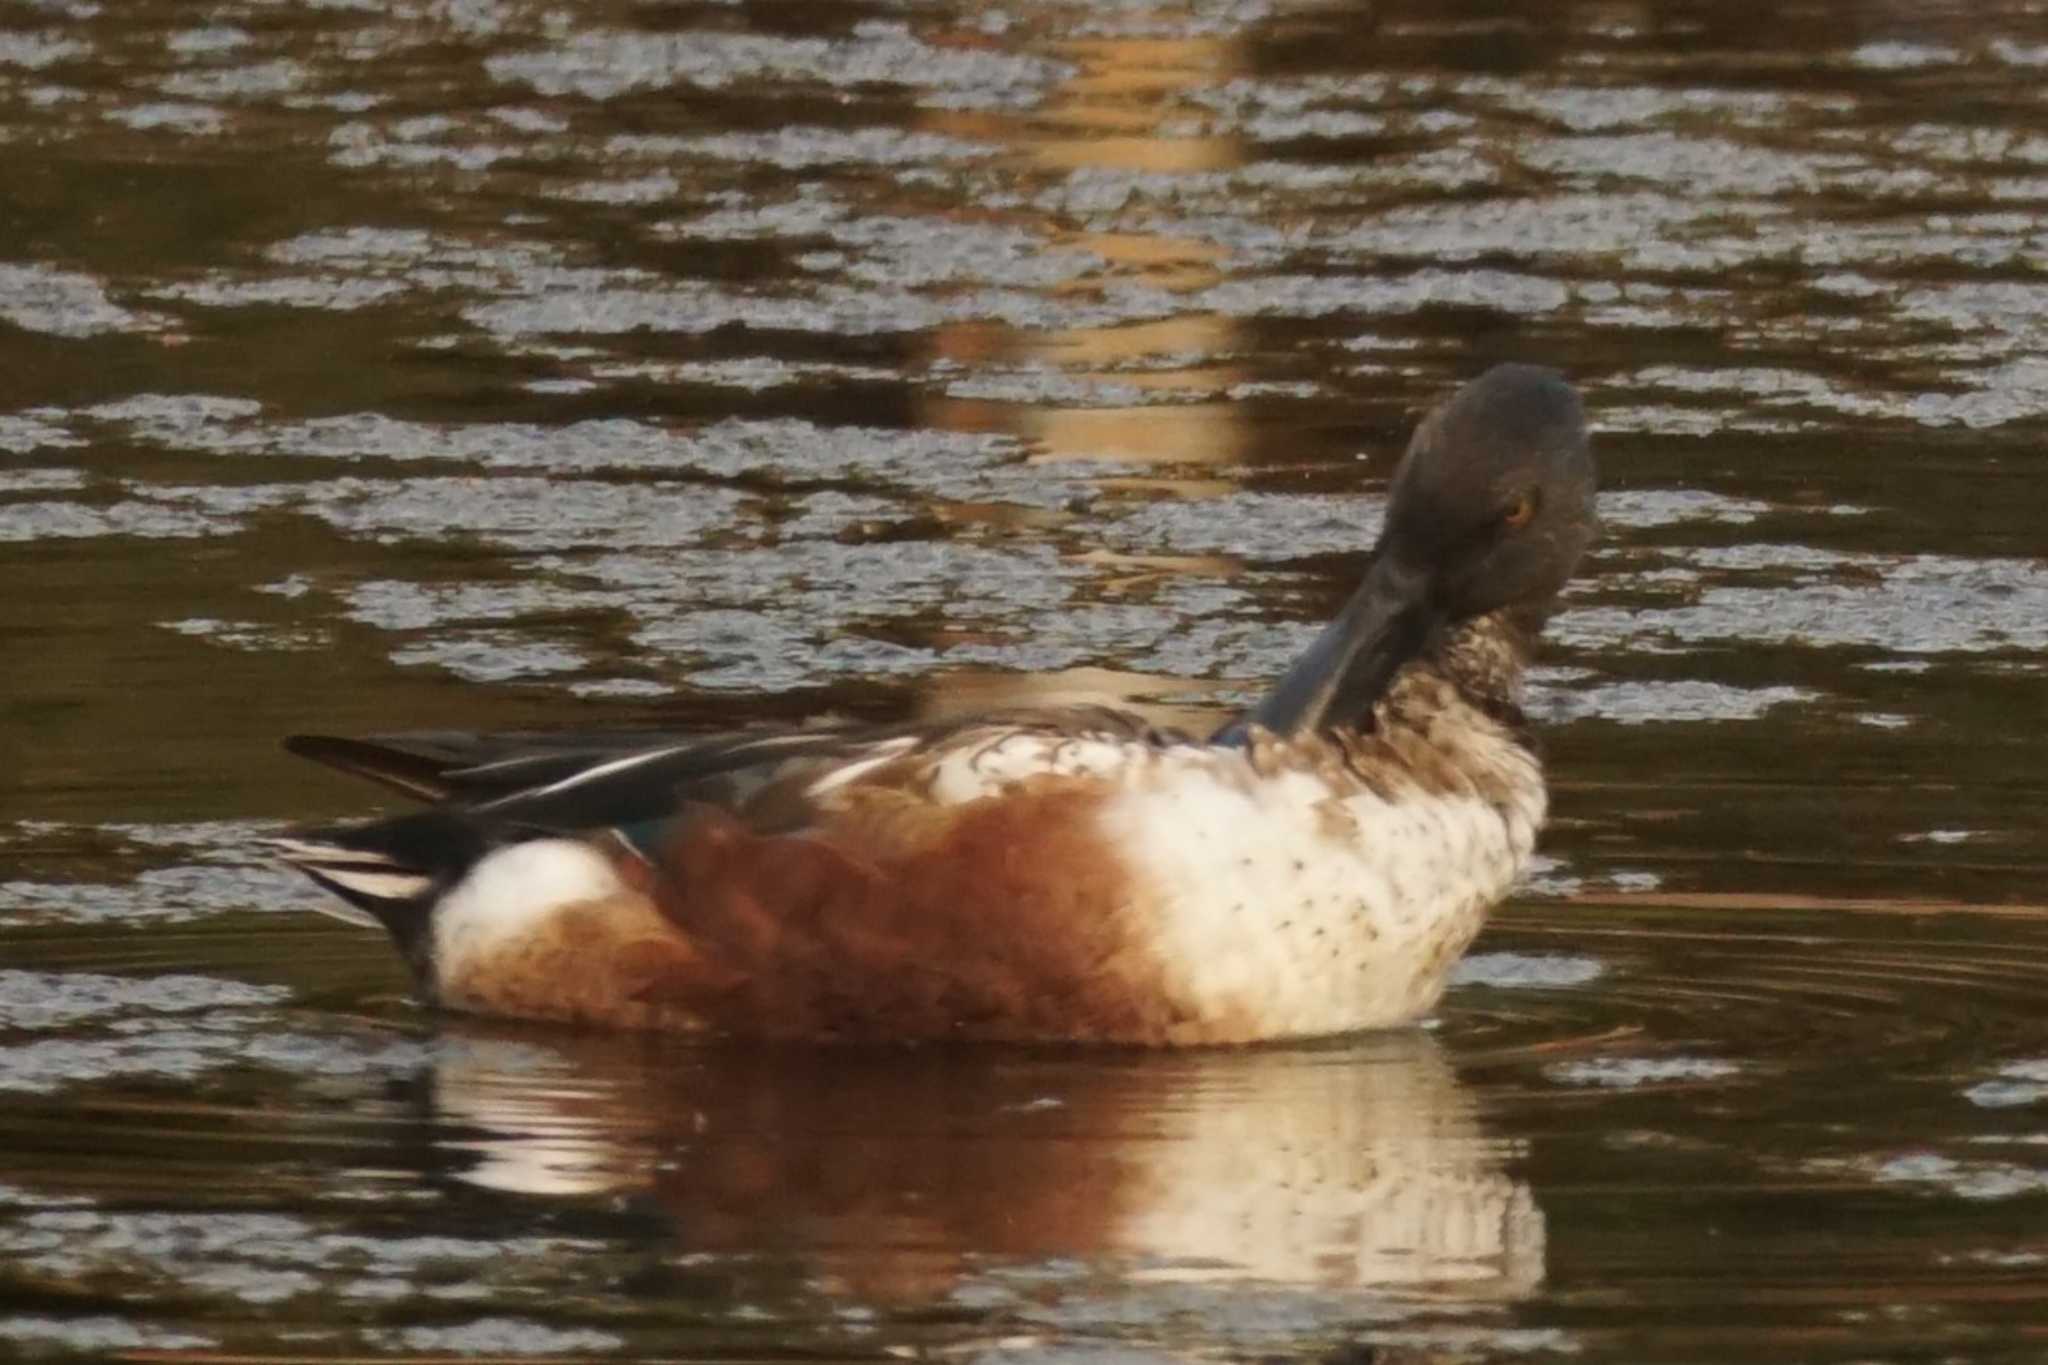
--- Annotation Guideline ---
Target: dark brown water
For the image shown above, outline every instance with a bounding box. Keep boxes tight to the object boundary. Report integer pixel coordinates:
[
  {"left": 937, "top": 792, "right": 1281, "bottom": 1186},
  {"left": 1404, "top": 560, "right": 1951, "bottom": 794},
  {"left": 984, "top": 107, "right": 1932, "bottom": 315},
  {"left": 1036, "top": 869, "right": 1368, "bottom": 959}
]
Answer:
[{"left": 6, "top": 0, "right": 2048, "bottom": 1359}]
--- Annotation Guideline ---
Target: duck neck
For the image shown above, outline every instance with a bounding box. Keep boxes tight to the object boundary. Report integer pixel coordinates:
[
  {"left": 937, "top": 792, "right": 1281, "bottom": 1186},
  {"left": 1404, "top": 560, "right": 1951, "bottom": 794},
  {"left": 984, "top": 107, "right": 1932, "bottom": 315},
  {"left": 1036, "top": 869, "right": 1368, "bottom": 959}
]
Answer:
[
  {"left": 1392, "top": 607, "right": 1539, "bottom": 733},
  {"left": 1214, "top": 556, "right": 1434, "bottom": 744}
]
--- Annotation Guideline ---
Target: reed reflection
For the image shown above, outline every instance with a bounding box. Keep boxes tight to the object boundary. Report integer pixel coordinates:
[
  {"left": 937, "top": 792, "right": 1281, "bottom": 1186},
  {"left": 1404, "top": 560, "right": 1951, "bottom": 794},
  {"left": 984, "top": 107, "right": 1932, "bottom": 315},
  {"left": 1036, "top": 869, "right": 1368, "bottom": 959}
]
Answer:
[{"left": 429, "top": 1030, "right": 1544, "bottom": 1303}]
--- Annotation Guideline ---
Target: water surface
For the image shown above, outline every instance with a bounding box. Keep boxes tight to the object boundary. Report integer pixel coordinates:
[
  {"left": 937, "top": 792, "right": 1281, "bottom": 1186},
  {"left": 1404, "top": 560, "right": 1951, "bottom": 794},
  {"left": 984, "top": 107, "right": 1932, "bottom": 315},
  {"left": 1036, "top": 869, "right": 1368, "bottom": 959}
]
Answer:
[{"left": 6, "top": 0, "right": 2048, "bottom": 1360}]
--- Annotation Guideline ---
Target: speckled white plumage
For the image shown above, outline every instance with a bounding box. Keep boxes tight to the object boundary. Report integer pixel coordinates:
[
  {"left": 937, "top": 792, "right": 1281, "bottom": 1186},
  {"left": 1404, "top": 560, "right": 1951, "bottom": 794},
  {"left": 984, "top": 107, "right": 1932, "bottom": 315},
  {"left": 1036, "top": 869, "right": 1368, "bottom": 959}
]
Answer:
[
  {"left": 890, "top": 690, "right": 1543, "bottom": 1039},
  {"left": 1100, "top": 741, "right": 1539, "bottom": 1037}
]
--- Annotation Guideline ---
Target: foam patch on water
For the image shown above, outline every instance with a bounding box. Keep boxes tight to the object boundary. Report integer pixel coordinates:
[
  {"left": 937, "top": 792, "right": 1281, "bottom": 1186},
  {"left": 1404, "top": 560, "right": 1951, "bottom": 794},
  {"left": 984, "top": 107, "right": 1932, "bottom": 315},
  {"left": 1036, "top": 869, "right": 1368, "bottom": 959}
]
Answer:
[
  {"left": 1330, "top": 191, "right": 1711, "bottom": 262},
  {"left": 966, "top": 1341, "right": 1216, "bottom": 1365},
  {"left": 594, "top": 356, "right": 900, "bottom": 392},
  {"left": 1130, "top": 617, "right": 1318, "bottom": 688},
  {"left": 159, "top": 57, "right": 307, "bottom": 101},
  {"left": 0, "top": 1207, "right": 593, "bottom": 1311},
  {"left": 1521, "top": 132, "right": 1864, "bottom": 197},
  {"left": 620, "top": 128, "right": 997, "bottom": 172},
  {"left": 0, "top": 864, "right": 325, "bottom": 925},
  {"left": 0, "top": 415, "right": 85, "bottom": 453},
  {"left": 1521, "top": 864, "right": 1662, "bottom": 899},
  {"left": 0, "top": 466, "right": 85, "bottom": 492},
  {"left": 1533, "top": 680, "right": 1819, "bottom": 726},
  {"left": 1849, "top": 41, "right": 1961, "bottom": 70},
  {"left": 163, "top": 617, "right": 330, "bottom": 652},
  {"left": 1964, "top": 1060, "right": 2048, "bottom": 1109},
  {"left": 0, "top": 31, "right": 88, "bottom": 68},
  {"left": 0, "top": 263, "right": 167, "bottom": 337},
  {"left": 0, "top": 1023, "right": 436, "bottom": 1095},
  {"left": 100, "top": 818, "right": 301, "bottom": 853},
  {"left": 1, "top": 820, "right": 328, "bottom": 926},
  {"left": 1490, "top": 83, "right": 1809, "bottom": 134},
  {"left": 0, "top": 1183, "right": 91, "bottom": 1209},
  {"left": 308, "top": 478, "right": 748, "bottom": 550},
  {"left": 551, "top": 172, "right": 679, "bottom": 206},
  {"left": 83, "top": 401, "right": 1039, "bottom": 498},
  {"left": 1199, "top": 269, "right": 1570, "bottom": 319},
  {"left": 343, "top": 579, "right": 614, "bottom": 631},
  {"left": 0, "top": 500, "right": 220, "bottom": 541},
  {"left": 1451, "top": 954, "right": 1604, "bottom": 990},
  {"left": 150, "top": 275, "right": 408, "bottom": 310},
  {"left": 266, "top": 225, "right": 563, "bottom": 275},
  {"left": 166, "top": 25, "right": 250, "bottom": 55},
  {"left": 462, "top": 272, "right": 1184, "bottom": 340},
  {"left": 1558, "top": 552, "right": 2048, "bottom": 656},
  {"left": 389, "top": 633, "right": 587, "bottom": 683},
  {"left": 328, "top": 117, "right": 516, "bottom": 171},
  {"left": 0, "top": 971, "right": 289, "bottom": 1031},
  {"left": 947, "top": 371, "right": 1169, "bottom": 407},
  {"left": 1106, "top": 493, "right": 1382, "bottom": 559},
  {"left": 483, "top": 24, "right": 1069, "bottom": 104},
  {"left": 1545, "top": 1057, "right": 1741, "bottom": 1089},
  {"left": 0, "top": 1316, "right": 213, "bottom": 1353},
  {"left": 1867, "top": 1152, "right": 2048, "bottom": 1201},
  {"left": 1589, "top": 489, "right": 1802, "bottom": 527},
  {"left": 364, "top": 1318, "right": 623, "bottom": 1355}
]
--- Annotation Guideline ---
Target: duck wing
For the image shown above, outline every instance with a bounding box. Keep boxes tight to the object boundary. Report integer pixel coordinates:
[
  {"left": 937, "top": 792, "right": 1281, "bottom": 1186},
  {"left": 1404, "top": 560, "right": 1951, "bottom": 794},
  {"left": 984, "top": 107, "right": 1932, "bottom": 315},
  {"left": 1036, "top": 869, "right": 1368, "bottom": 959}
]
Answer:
[{"left": 284, "top": 705, "right": 1187, "bottom": 836}]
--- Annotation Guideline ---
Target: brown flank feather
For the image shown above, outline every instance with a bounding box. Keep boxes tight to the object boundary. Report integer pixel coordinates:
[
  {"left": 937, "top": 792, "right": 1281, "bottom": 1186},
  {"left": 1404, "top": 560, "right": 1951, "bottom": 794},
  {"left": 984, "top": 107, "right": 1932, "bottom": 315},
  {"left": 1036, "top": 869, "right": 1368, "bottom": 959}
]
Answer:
[
  {"left": 430, "top": 775, "right": 1222, "bottom": 1042},
  {"left": 630, "top": 775, "right": 1213, "bottom": 1043}
]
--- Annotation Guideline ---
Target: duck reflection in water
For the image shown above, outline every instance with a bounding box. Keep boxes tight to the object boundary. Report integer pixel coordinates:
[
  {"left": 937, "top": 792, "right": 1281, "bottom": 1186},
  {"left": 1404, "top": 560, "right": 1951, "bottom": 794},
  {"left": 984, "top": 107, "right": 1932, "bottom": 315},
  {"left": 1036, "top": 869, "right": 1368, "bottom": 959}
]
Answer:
[
  {"left": 425, "top": 1026, "right": 1544, "bottom": 1306},
  {"left": 275, "top": 365, "right": 1596, "bottom": 1045}
]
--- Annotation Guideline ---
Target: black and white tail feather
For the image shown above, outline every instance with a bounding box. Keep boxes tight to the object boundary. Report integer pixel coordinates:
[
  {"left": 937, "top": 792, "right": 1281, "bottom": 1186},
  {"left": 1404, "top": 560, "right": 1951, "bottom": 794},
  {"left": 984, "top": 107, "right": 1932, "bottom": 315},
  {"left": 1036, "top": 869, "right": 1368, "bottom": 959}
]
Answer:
[{"left": 269, "top": 811, "right": 492, "bottom": 935}]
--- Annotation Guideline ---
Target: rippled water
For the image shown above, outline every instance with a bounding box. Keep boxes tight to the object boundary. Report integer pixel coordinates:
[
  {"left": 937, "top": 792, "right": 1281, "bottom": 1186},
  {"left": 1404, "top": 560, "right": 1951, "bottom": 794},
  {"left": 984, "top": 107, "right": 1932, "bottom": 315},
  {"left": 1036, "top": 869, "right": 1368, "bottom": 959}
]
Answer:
[{"left": 6, "top": 0, "right": 2048, "bottom": 1359}]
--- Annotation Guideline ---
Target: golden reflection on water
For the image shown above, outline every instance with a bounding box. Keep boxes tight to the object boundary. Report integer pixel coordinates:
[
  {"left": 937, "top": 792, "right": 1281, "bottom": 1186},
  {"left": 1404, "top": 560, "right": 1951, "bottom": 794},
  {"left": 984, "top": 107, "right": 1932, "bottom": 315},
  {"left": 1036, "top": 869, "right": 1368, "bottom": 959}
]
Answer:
[
  {"left": 431, "top": 1030, "right": 1544, "bottom": 1304},
  {"left": 917, "top": 7, "right": 1253, "bottom": 472}
]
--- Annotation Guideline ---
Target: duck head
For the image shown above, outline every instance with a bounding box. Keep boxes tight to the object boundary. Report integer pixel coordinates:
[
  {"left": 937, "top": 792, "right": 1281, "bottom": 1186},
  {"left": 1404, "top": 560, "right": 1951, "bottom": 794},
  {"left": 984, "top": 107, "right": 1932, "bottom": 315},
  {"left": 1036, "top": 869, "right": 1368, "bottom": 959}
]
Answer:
[{"left": 1220, "top": 363, "right": 1596, "bottom": 741}]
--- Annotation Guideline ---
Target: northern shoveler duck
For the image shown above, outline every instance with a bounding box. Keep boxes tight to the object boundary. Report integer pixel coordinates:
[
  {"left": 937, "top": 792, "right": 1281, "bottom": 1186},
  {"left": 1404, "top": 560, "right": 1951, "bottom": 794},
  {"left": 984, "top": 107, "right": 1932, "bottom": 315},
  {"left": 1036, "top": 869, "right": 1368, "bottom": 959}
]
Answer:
[{"left": 275, "top": 363, "right": 1596, "bottom": 1045}]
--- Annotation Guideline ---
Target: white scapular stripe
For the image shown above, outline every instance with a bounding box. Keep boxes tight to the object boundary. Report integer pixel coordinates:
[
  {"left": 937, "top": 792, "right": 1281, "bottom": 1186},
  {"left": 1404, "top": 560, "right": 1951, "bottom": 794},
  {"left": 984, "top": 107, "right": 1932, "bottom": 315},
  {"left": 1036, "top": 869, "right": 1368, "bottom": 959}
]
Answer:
[
  {"left": 476, "top": 745, "right": 690, "bottom": 809},
  {"left": 805, "top": 736, "right": 919, "bottom": 799}
]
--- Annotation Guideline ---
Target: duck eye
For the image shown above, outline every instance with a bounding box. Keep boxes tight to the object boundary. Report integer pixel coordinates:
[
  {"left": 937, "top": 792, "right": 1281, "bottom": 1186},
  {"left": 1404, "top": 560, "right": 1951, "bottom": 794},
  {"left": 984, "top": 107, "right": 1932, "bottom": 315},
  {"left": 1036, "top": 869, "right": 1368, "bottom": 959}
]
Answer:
[{"left": 1501, "top": 491, "right": 1539, "bottom": 529}]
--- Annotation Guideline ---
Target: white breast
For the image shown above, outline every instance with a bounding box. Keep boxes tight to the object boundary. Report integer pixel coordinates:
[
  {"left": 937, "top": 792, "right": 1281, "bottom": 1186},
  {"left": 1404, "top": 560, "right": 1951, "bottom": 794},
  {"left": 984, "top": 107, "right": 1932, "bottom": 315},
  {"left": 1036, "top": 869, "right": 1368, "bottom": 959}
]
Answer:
[{"left": 1095, "top": 742, "right": 1542, "bottom": 1039}]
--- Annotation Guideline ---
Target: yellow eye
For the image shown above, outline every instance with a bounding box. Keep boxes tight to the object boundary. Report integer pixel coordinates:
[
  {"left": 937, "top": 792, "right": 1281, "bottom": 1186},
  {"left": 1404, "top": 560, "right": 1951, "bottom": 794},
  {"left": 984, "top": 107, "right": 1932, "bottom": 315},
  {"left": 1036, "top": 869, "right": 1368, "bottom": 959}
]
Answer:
[{"left": 1501, "top": 492, "right": 1538, "bottom": 529}]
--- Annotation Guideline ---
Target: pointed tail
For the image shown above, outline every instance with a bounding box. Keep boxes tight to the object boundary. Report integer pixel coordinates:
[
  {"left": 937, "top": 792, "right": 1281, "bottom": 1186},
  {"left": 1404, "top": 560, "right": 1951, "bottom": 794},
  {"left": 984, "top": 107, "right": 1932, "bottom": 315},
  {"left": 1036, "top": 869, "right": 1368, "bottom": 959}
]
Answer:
[{"left": 268, "top": 811, "right": 492, "bottom": 965}]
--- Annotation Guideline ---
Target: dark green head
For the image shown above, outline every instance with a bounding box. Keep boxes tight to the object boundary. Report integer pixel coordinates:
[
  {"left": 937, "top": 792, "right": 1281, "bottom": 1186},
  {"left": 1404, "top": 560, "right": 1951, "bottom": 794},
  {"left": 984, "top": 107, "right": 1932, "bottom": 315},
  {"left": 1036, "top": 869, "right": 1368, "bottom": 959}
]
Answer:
[
  {"left": 1378, "top": 363, "right": 1597, "bottom": 621},
  {"left": 1222, "top": 364, "right": 1597, "bottom": 741}
]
